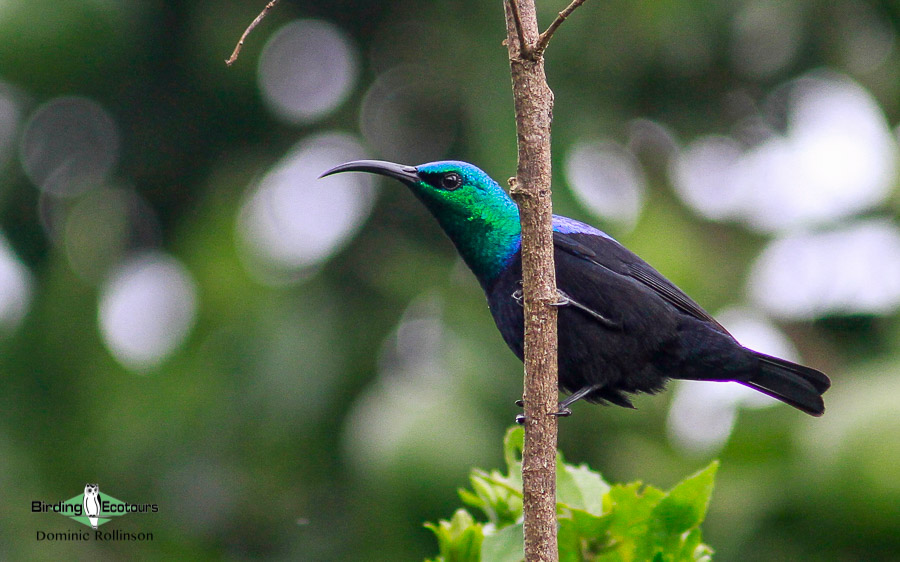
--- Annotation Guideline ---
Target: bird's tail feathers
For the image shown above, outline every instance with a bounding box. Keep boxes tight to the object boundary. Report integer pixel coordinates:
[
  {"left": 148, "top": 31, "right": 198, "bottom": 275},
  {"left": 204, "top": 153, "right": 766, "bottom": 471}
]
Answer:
[{"left": 740, "top": 351, "right": 831, "bottom": 416}]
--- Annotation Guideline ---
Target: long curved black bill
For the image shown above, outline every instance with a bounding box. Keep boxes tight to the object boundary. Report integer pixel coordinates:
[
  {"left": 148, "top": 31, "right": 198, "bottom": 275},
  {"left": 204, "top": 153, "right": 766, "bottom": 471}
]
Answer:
[{"left": 320, "top": 160, "right": 419, "bottom": 184}]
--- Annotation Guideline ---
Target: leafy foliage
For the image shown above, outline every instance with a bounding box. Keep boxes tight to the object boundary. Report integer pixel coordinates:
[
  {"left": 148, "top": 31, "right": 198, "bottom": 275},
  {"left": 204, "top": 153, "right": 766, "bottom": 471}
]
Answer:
[{"left": 427, "top": 427, "right": 717, "bottom": 562}]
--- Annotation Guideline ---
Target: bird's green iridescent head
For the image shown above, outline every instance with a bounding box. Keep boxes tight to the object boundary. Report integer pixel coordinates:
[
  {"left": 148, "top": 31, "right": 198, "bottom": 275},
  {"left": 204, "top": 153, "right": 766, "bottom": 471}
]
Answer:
[{"left": 321, "top": 160, "right": 522, "bottom": 287}]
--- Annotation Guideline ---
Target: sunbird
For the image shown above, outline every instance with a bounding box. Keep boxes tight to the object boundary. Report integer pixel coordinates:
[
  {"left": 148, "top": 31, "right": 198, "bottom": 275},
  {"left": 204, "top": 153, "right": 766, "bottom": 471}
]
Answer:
[{"left": 321, "top": 160, "right": 831, "bottom": 417}]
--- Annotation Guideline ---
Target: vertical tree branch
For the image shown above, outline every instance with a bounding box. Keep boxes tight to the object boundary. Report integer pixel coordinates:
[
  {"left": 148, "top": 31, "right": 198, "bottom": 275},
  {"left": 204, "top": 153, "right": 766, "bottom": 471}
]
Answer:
[{"left": 503, "top": 1, "right": 559, "bottom": 561}]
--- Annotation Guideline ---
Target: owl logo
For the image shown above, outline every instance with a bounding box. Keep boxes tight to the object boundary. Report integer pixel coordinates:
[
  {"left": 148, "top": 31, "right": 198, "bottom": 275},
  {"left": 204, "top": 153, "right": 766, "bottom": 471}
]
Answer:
[{"left": 83, "top": 484, "right": 101, "bottom": 529}]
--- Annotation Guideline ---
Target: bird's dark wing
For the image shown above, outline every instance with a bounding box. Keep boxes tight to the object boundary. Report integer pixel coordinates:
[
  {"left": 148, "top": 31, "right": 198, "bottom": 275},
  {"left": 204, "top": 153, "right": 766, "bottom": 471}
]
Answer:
[{"left": 553, "top": 229, "right": 729, "bottom": 334}]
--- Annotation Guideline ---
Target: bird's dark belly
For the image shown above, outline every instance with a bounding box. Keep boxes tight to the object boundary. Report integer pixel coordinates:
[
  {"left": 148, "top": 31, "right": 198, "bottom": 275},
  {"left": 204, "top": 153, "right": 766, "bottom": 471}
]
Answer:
[{"left": 487, "top": 271, "right": 680, "bottom": 403}]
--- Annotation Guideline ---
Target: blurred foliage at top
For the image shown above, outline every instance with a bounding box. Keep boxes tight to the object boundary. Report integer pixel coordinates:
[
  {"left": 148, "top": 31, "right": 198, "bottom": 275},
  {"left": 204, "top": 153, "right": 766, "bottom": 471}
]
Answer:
[{"left": 2, "top": 0, "right": 900, "bottom": 560}]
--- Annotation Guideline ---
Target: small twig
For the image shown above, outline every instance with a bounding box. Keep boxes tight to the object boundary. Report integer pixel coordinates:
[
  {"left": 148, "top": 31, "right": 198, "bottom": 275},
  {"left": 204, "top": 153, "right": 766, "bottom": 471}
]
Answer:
[
  {"left": 225, "top": 0, "right": 280, "bottom": 66},
  {"left": 506, "top": 0, "right": 533, "bottom": 59},
  {"left": 535, "top": 0, "right": 589, "bottom": 55}
]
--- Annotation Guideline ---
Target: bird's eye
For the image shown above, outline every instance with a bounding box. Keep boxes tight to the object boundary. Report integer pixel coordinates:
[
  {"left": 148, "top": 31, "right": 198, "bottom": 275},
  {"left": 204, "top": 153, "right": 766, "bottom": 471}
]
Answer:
[{"left": 439, "top": 172, "right": 462, "bottom": 190}]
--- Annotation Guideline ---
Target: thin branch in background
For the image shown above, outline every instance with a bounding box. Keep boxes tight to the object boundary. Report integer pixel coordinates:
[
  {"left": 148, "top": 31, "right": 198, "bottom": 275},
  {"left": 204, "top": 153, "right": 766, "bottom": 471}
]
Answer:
[
  {"left": 225, "top": 0, "right": 280, "bottom": 66},
  {"left": 535, "top": 0, "right": 589, "bottom": 54},
  {"left": 507, "top": 0, "right": 533, "bottom": 59}
]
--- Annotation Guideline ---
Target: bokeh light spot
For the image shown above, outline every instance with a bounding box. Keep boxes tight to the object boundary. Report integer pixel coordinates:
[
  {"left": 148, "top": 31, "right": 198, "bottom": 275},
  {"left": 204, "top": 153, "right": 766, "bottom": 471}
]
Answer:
[
  {"left": 749, "top": 220, "right": 900, "bottom": 319},
  {"left": 564, "top": 139, "right": 645, "bottom": 226},
  {"left": 258, "top": 19, "right": 358, "bottom": 124},
  {"left": 98, "top": 252, "right": 198, "bottom": 371},
  {"left": 0, "top": 233, "right": 32, "bottom": 334},
  {"left": 626, "top": 118, "right": 679, "bottom": 170},
  {"left": 237, "top": 132, "right": 375, "bottom": 284},
  {"left": 671, "top": 135, "right": 746, "bottom": 221},
  {"left": 20, "top": 96, "right": 119, "bottom": 197},
  {"left": 64, "top": 187, "right": 160, "bottom": 284},
  {"left": 672, "top": 72, "right": 897, "bottom": 232},
  {"left": 342, "top": 294, "right": 494, "bottom": 481},
  {"left": 836, "top": 0, "right": 896, "bottom": 74},
  {"left": 0, "top": 82, "right": 21, "bottom": 169},
  {"left": 360, "top": 66, "right": 458, "bottom": 163},
  {"left": 731, "top": 0, "right": 802, "bottom": 79}
]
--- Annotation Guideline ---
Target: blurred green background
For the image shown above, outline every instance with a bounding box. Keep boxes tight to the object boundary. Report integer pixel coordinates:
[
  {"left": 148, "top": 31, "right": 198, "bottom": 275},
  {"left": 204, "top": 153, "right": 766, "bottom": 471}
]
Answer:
[{"left": 2, "top": 0, "right": 900, "bottom": 559}]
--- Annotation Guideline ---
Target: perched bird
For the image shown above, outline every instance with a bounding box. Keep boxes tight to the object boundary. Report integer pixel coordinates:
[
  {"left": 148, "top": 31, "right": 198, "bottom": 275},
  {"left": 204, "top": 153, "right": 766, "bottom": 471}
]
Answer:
[{"left": 321, "top": 160, "right": 831, "bottom": 416}]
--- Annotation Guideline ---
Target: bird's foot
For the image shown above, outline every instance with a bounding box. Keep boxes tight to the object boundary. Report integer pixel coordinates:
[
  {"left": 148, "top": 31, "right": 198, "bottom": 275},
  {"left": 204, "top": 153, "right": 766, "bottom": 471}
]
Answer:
[
  {"left": 547, "top": 290, "right": 572, "bottom": 307},
  {"left": 512, "top": 286, "right": 571, "bottom": 309},
  {"left": 549, "top": 406, "right": 573, "bottom": 417},
  {"left": 514, "top": 399, "right": 573, "bottom": 423},
  {"left": 549, "top": 289, "right": 620, "bottom": 328},
  {"left": 514, "top": 399, "right": 525, "bottom": 424}
]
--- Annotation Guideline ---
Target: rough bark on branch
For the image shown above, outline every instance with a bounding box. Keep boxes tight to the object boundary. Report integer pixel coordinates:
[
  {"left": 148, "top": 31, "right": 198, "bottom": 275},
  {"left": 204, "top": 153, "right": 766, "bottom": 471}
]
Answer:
[{"left": 503, "top": 1, "right": 559, "bottom": 561}]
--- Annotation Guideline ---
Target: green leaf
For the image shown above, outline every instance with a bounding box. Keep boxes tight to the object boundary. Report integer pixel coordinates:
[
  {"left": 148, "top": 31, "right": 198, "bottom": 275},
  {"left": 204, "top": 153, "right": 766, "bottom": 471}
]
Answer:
[
  {"left": 462, "top": 469, "right": 523, "bottom": 528},
  {"left": 428, "top": 429, "right": 717, "bottom": 562},
  {"left": 650, "top": 461, "right": 719, "bottom": 537},
  {"left": 449, "top": 509, "right": 476, "bottom": 536},
  {"left": 678, "top": 528, "right": 714, "bottom": 561},
  {"left": 481, "top": 522, "right": 524, "bottom": 562},
  {"left": 559, "top": 508, "right": 613, "bottom": 562},
  {"left": 469, "top": 473, "right": 500, "bottom": 523},
  {"left": 425, "top": 509, "right": 483, "bottom": 562},
  {"left": 557, "top": 461, "right": 610, "bottom": 515},
  {"left": 558, "top": 519, "right": 585, "bottom": 562},
  {"left": 502, "top": 426, "right": 524, "bottom": 486},
  {"left": 599, "top": 482, "right": 668, "bottom": 561},
  {"left": 605, "top": 482, "right": 666, "bottom": 534},
  {"left": 459, "top": 488, "right": 485, "bottom": 511},
  {"left": 567, "top": 507, "right": 611, "bottom": 538}
]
